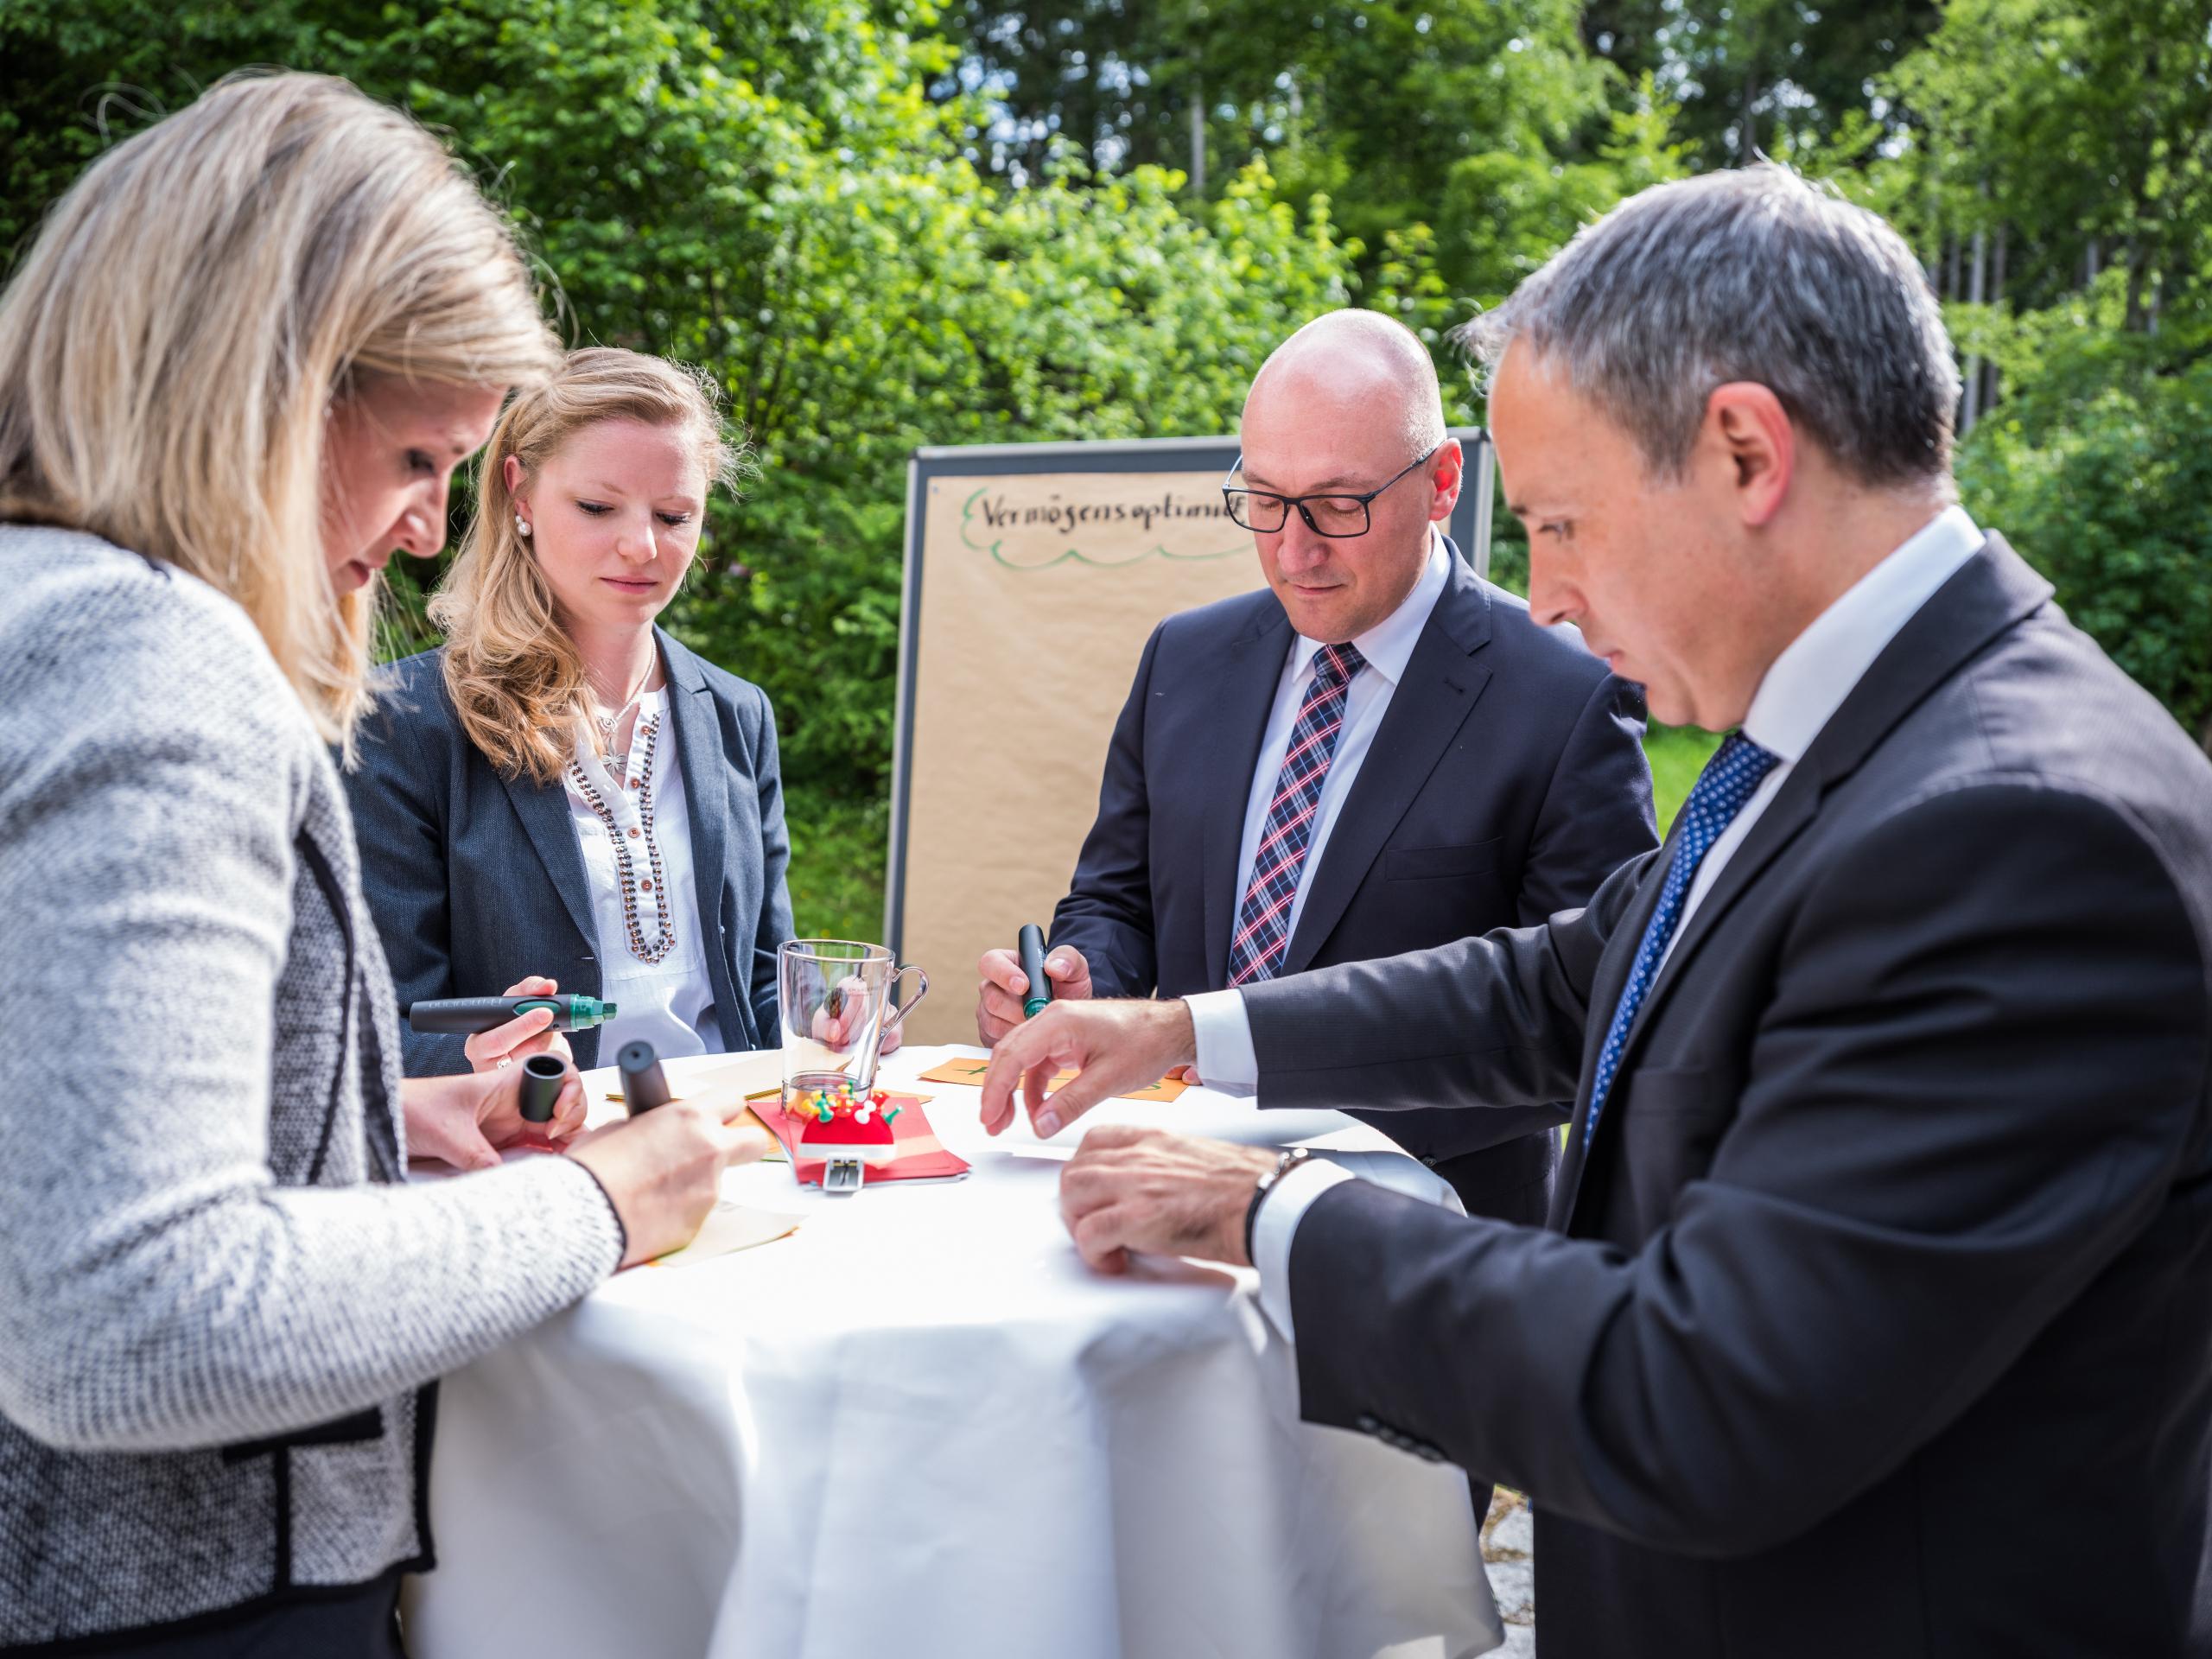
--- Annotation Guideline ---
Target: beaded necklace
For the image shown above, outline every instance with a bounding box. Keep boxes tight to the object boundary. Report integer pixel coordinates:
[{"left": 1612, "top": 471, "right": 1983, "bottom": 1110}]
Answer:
[{"left": 568, "top": 708, "right": 677, "bottom": 964}]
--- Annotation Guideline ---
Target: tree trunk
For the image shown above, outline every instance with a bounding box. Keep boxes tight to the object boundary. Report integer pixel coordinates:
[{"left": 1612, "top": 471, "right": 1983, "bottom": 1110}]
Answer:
[
  {"left": 1961, "top": 227, "right": 1987, "bottom": 435},
  {"left": 1188, "top": 75, "right": 1206, "bottom": 197},
  {"left": 2124, "top": 238, "right": 2150, "bottom": 332},
  {"left": 1986, "top": 223, "right": 2007, "bottom": 411}
]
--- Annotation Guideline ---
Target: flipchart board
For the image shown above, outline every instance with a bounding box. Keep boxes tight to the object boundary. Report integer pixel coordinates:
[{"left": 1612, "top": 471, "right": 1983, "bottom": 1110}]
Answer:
[{"left": 886, "top": 432, "right": 1494, "bottom": 1044}]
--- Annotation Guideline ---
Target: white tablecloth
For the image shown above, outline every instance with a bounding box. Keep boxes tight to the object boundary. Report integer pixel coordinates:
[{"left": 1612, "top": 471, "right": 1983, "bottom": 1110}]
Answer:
[{"left": 402, "top": 1045, "right": 1501, "bottom": 1659}]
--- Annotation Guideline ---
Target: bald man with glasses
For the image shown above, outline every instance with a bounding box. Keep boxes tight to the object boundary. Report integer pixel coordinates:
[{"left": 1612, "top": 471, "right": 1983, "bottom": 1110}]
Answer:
[{"left": 976, "top": 308, "right": 1657, "bottom": 1229}]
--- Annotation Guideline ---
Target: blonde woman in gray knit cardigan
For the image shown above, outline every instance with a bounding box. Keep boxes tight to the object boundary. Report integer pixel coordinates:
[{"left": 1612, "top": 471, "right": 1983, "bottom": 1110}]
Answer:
[{"left": 0, "top": 74, "right": 767, "bottom": 1656}]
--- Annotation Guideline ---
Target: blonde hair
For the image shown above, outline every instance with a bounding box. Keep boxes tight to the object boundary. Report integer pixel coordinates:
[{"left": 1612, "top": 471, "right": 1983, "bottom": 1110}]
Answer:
[
  {"left": 430, "top": 347, "right": 741, "bottom": 783},
  {"left": 0, "top": 71, "right": 560, "bottom": 747}
]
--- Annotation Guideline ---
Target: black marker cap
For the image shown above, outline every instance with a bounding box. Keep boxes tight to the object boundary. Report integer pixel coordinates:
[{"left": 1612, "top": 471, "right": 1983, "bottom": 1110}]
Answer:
[
  {"left": 518, "top": 1053, "right": 566, "bottom": 1124},
  {"left": 619, "top": 1040, "right": 672, "bottom": 1115}
]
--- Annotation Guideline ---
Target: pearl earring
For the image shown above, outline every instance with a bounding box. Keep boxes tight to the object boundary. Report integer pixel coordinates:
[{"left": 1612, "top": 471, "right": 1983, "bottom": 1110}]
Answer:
[{"left": 515, "top": 513, "right": 531, "bottom": 538}]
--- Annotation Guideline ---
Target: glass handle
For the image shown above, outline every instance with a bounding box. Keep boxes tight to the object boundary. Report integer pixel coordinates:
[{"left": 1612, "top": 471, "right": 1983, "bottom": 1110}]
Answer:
[{"left": 887, "top": 964, "right": 931, "bottom": 1025}]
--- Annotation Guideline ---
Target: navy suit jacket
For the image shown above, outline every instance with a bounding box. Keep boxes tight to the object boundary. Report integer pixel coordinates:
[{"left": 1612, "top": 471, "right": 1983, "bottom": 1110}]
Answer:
[
  {"left": 1052, "top": 540, "right": 1658, "bottom": 1166},
  {"left": 1246, "top": 536, "right": 2212, "bottom": 1656},
  {"left": 346, "top": 631, "right": 793, "bottom": 1074}
]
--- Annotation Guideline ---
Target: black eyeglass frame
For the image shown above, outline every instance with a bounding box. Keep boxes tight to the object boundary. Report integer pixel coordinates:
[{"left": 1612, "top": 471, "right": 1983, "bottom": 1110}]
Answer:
[{"left": 1220, "top": 445, "right": 1440, "bottom": 538}]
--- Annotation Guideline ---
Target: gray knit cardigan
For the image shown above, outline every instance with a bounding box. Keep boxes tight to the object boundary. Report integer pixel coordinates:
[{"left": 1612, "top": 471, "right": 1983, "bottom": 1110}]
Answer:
[{"left": 0, "top": 526, "right": 626, "bottom": 1648}]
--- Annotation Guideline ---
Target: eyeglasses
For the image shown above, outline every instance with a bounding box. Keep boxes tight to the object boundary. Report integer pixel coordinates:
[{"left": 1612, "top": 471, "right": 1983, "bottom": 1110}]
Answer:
[{"left": 1221, "top": 446, "right": 1439, "bottom": 538}]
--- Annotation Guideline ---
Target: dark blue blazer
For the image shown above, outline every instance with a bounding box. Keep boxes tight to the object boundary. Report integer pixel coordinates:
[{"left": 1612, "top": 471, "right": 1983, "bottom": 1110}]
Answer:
[
  {"left": 1051, "top": 540, "right": 1658, "bottom": 1176},
  {"left": 1248, "top": 537, "right": 2212, "bottom": 1656},
  {"left": 346, "top": 630, "right": 793, "bottom": 1074}
]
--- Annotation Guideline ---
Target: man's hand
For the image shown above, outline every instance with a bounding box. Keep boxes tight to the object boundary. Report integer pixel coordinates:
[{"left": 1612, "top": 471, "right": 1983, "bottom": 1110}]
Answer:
[
  {"left": 464, "top": 975, "right": 574, "bottom": 1073},
  {"left": 978, "top": 996, "right": 1197, "bottom": 1140},
  {"left": 1058, "top": 1126, "right": 1277, "bottom": 1273},
  {"left": 976, "top": 944, "right": 1095, "bottom": 1045},
  {"left": 403, "top": 1063, "right": 588, "bottom": 1172}
]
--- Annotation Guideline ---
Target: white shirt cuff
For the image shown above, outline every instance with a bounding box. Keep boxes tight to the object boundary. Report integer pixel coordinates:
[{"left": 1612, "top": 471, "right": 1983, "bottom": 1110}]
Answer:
[
  {"left": 1252, "top": 1160, "right": 1355, "bottom": 1343},
  {"left": 1184, "top": 989, "right": 1257, "bottom": 1096}
]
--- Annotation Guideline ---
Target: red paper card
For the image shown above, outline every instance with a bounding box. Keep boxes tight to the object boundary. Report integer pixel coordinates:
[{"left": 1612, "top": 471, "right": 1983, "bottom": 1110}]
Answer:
[{"left": 750, "top": 1091, "right": 969, "bottom": 1186}]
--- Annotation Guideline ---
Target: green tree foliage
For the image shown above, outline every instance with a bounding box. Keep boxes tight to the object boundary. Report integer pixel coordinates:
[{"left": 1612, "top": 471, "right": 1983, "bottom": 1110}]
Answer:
[
  {"left": 3, "top": 0, "right": 2208, "bottom": 934},
  {"left": 1580, "top": 1, "right": 1939, "bottom": 167},
  {"left": 1954, "top": 293, "right": 2212, "bottom": 747},
  {"left": 1863, "top": 0, "right": 2212, "bottom": 752},
  {"left": 0, "top": 0, "right": 1357, "bottom": 930},
  {"left": 936, "top": 0, "right": 1616, "bottom": 293}
]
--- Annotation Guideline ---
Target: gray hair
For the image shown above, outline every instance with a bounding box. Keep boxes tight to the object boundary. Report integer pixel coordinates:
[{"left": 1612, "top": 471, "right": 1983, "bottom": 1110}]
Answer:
[{"left": 1463, "top": 163, "right": 1960, "bottom": 487}]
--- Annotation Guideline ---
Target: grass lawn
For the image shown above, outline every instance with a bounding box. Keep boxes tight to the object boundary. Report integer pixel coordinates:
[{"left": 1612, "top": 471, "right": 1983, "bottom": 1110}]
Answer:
[
  {"left": 791, "top": 721, "right": 1720, "bottom": 943},
  {"left": 1644, "top": 723, "right": 1721, "bottom": 836}
]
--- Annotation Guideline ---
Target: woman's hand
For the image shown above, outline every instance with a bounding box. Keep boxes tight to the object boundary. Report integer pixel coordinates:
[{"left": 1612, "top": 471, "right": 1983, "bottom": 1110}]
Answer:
[
  {"left": 569, "top": 1100, "right": 775, "bottom": 1267},
  {"left": 465, "top": 975, "right": 573, "bottom": 1073},
  {"left": 402, "top": 1063, "right": 589, "bottom": 1172}
]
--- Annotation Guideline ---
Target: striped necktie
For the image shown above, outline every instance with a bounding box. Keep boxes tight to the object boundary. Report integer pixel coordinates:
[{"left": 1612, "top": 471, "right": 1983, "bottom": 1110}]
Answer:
[
  {"left": 1582, "top": 731, "right": 1781, "bottom": 1147},
  {"left": 1226, "top": 641, "right": 1368, "bottom": 986}
]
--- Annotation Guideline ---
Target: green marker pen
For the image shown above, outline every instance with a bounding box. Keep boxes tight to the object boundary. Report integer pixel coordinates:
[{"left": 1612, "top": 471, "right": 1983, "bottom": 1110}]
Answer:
[
  {"left": 406, "top": 994, "right": 618, "bottom": 1035},
  {"left": 1017, "top": 924, "right": 1052, "bottom": 1020}
]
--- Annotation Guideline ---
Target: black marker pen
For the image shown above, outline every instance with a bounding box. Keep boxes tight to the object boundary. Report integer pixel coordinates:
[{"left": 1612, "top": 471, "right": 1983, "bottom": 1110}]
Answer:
[
  {"left": 407, "top": 994, "right": 617, "bottom": 1034},
  {"left": 1017, "top": 924, "right": 1051, "bottom": 1020}
]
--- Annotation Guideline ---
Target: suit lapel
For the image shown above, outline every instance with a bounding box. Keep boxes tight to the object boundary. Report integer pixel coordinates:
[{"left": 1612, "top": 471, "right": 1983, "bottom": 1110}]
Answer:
[
  {"left": 1550, "top": 837, "right": 1675, "bottom": 1217},
  {"left": 662, "top": 633, "right": 741, "bottom": 1026},
  {"left": 498, "top": 765, "right": 598, "bottom": 955},
  {"left": 1281, "top": 557, "right": 1496, "bottom": 974},
  {"left": 1202, "top": 608, "right": 1297, "bottom": 987},
  {"left": 1563, "top": 536, "right": 2056, "bottom": 1218}
]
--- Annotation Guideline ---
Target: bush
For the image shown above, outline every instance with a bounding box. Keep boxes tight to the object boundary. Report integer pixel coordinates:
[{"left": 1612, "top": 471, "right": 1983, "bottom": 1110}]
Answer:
[{"left": 1957, "top": 328, "right": 2212, "bottom": 751}]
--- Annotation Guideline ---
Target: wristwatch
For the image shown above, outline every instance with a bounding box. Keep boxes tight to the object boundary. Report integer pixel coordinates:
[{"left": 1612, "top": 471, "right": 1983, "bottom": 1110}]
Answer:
[{"left": 1243, "top": 1146, "right": 1313, "bottom": 1265}]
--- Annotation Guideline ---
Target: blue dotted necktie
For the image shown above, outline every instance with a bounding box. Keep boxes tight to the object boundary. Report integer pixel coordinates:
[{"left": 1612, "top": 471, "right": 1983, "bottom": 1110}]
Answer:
[
  {"left": 1226, "top": 642, "right": 1367, "bottom": 986},
  {"left": 1583, "top": 732, "right": 1781, "bottom": 1148}
]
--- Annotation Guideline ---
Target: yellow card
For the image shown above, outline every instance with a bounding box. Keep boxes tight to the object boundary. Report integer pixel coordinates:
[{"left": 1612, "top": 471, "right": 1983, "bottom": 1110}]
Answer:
[{"left": 650, "top": 1201, "right": 803, "bottom": 1267}]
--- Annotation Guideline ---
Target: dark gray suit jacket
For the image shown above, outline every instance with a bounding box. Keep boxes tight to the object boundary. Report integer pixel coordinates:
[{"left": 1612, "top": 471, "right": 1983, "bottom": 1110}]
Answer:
[
  {"left": 346, "top": 631, "right": 793, "bottom": 1073},
  {"left": 1052, "top": 541, "right": 1656, "bottom": 1190},
  {"left": 1244, "top": 537, "right": 2212, "bottom": 1657}
]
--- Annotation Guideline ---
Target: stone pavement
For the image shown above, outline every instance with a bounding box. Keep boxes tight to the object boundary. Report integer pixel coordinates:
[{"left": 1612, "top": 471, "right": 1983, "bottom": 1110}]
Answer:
[{"left": 1480, "top": 1490, "right": 1536, "bottom": 1656}]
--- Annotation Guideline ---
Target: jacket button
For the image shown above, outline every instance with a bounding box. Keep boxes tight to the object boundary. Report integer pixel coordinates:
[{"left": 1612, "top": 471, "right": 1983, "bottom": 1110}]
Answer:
[
  {"left": 1355, "top": 1414, "right": 1380, "bottom": 1435},
  {"left": 1421, "top": 1155, "right": 1439, "bottom": 1167}
]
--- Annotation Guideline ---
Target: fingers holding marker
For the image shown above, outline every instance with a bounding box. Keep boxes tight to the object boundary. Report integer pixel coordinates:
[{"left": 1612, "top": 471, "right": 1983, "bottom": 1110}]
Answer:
[{"left": 465, "top": 1003, "right": 556, "bottom": 1071}]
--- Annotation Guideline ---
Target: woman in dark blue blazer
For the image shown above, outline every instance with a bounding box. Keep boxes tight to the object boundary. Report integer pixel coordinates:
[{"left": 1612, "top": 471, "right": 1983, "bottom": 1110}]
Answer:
[{"left": 348, "top": 349, "right": 793, "bottom": 1079}]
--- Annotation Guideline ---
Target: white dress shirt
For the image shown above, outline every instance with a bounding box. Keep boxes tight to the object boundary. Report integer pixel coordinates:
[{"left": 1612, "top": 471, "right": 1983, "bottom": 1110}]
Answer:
[
  {"left": 1183, "top": 531, "right": 1449, "bottom": 1095},
  {"left": 564, "top": 687, "right": 727, "bottom": 1063},
  {"left": 1229, "top": 529, "right": 1452, "bottom": 948},
  {"left": 1240, "top": 505, "right": 1987, "bottom": 1339}
]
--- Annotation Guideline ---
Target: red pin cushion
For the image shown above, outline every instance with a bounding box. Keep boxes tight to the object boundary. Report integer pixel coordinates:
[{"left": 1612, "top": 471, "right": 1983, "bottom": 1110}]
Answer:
[{"left": 797, "top": 1107, "right": 898, "bottom": 1166}]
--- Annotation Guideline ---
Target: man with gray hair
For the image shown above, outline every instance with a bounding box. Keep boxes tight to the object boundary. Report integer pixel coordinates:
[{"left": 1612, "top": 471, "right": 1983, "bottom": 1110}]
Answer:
[
  {"left": 975, "top": 307, "right": 1656, "bottom": 1236},
  {"left": 981, "top": 166, "right": 2212, "bottom": 1656}
]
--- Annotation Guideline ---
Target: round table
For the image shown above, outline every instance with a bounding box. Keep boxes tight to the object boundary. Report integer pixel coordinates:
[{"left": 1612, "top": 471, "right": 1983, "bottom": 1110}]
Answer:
[{"left": 401, "top": 1045, "right": 1501, "bottom": 1659}]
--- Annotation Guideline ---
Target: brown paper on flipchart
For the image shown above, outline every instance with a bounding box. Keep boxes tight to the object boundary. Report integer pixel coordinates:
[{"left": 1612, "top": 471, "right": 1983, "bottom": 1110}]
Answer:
[
  {"left": 899, "top": 466, "right": 1264, "bottom": 1044},
  {"left": 913, "top": 1057, "right": 1188, "bottom": 1103}
]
